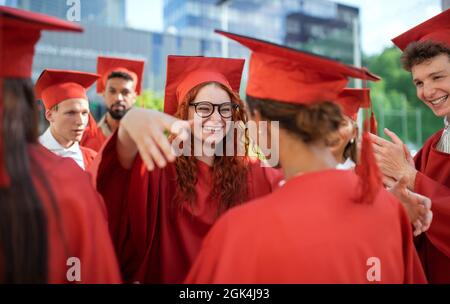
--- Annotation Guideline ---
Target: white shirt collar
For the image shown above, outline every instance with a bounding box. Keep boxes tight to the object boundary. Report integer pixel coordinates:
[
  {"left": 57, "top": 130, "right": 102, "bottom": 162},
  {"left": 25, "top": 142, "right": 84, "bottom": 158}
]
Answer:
[
  {"left": 336, "top": 157, "right": 356, "bottom": 170},
  {"left": 39, "top": 128, "right": 85, "bottom": 170}
]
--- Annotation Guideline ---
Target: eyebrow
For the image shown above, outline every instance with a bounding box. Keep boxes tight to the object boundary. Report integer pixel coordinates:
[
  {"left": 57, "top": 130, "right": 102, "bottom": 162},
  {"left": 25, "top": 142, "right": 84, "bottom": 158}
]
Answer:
[{"left": 413, "top": 70, "right": 446, "bottom": 83}]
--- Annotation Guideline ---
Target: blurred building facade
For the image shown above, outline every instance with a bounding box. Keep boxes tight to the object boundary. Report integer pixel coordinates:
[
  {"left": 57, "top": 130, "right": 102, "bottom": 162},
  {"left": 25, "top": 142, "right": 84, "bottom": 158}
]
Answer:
[
  {"left": 442, "top": 0, "right": 450, "bottom": 10},
  {"left": 163, "top": 0, "right": 360, "bottom": 64},
  {"left": 5, "top": 0, "right": 360, "bottom": 119},
  {"left": 5, "top": 0, "right": 126, "bottom": 27}
]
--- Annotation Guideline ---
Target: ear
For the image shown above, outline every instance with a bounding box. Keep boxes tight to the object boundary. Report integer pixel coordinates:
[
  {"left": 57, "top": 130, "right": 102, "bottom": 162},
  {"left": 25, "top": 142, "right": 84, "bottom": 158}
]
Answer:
[
  {"left": 352, "top": 123, "right": 358, "bottom": 139},
  {"left": 44, "top": 109, "right": 54, "bottom": 123},
  {"left": 131, "top": 91, "right": 138, "bottom": 105}
]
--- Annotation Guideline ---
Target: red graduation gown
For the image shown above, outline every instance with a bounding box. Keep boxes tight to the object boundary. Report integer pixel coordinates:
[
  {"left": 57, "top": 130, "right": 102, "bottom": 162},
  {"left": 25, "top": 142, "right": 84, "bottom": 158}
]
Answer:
[
  {"left": 413, "top": 129, "right": 450, "bottom": 283},
  {"left": 80, "top": 114, "right": 107, "bottom": 152},
  {"left": 93, "top": 131, "right": 284, "bottom": 283},
  {"left": 80, "top": 146, "right": 97, "bottom": 170},
  {"left": 186, "top": 170, "right": 427, "bottom": 284},
  {"left": 29, "top": 144, "right": 121, "bottom": 283}
]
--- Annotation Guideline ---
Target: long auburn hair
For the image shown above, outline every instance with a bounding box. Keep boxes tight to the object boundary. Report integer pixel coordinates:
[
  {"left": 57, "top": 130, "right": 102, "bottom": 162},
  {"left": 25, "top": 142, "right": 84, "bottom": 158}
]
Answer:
[{"left": 172, "top": 81, "right": 250, "bottom": 215}]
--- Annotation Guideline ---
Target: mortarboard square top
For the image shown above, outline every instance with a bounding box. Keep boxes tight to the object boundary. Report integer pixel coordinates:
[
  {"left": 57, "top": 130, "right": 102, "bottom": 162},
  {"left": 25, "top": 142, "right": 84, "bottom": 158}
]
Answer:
[
  {"left": 392, "top": 8, "right": 450, "bottom": 51},
  {"left": 35, "top": 69, "right": 99, "bottom": 110},
  {"left": 0, "top": 5, "right": 83, "bottom": 78},
  {"left": 215, "top": 29, "right": 380, "bottom": 105},
  {"left": 96, "top": 56, "right": 145, "bottom": 94},
  {"left": 336, "top": 88, "right": 371, "bottom": 121}
]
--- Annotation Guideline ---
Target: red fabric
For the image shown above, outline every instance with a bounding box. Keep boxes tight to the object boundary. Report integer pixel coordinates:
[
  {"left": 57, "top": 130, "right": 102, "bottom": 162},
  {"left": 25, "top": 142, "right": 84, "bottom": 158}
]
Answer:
[
  {"left": 0, "top": 6, "right": 83, "bottom": 78},
  {"left": 392, "top": 9, "right": 450, "bottom": 51},
  {"left": 0, "top": 6, "right": 82, "bottom": 186},
  {"left": 96, "top": 56, "right": 145, "bottom": 94},
  {"left": 80, "top": 146, "right": 97, "bottom": 171},
  {"left": 0, "top": 79, "right": 9, "bottom": 187},
  {"left": 91, "top": 131, "right": 284, "bottom": 283},
  {"left": 80, "top": 114, "right": 107, "bottom": 152},
  {"left": 413, "top": 129, "right": 450, "bottom": 283},
  {"left": 336, "top": 88, "right": 371, "bottom": 120},
  {"left": 35, "top": 69, "right": 98, "bottom": 110},
  {"left": 164, "top": 56, "right": 244, "bottom": 115},
  {"left": 370, "top": 111, "right": 378, "bottom": 135},
  {"left": 355, "top": 132, "right": 382, "bottom": 205},
  {"left": 186, "top": 170, "right": 427, "bottom": 284},
  {"left": 216, "top": 30, "right": 380, "bottom": 104},
  {"left": 28, "top": 143, "right": 120, "bottom": 283}
]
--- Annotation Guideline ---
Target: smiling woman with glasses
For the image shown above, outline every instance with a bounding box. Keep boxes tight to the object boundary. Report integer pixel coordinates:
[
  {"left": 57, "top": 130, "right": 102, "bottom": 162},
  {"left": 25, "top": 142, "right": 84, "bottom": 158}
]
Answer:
[
  {"left": 93, "top": 55, "right": 284, "bottom": 284},
  {"left": 189, "top": 101, "right": 239, "bottom": 118}
]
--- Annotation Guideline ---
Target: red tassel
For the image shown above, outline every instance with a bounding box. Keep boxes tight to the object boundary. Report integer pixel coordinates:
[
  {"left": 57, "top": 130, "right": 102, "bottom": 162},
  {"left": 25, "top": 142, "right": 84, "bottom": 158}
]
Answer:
[
  {"left": 0, "top": 78, "right": 11, "bottom": 187},
  {"left": 370, "top": 110, "right": 378, "bottom": 135},
  {"left": 85, "top": 113, "right": 99, "bottom": 138},
  {"left": 355, "top": 132, "right": 382, "bottom": 204}
]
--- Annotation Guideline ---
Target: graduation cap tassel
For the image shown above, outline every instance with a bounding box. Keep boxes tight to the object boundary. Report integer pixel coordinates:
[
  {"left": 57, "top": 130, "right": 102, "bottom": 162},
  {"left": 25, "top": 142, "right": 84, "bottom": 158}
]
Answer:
[
  {"left": 370, "top": 111, "right": 378, "bottom": 135},
  {"left": 355, "top": 129, "right": 382, "bottom": 204}
]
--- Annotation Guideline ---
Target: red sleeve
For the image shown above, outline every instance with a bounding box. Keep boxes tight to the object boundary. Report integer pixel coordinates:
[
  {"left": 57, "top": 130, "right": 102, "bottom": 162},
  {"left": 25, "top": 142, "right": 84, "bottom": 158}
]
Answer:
[
  {"left": 93, "top": 131, "right": 162, "bottom": 282},
  {"left": 396, "top": 200, "right": 428, "bottom": 283}
]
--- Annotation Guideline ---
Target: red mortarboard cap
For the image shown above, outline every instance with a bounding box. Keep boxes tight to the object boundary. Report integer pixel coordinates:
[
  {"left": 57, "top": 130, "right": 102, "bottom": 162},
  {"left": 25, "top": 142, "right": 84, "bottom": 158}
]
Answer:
[
  {"left": 392, "top": 9, "right": 450, "bottom": 51},
  {"left": 336, "top": 88, "right": 371, "bottom": 121},
  {"left": 35, "top": 69, "right": 99, "bottom": 110},
  {"left": 0, "top": 6, "right": 82, "bottom": 187},
  {"left": 164, "top": 55, "right": 245, "bottom": 115},
  {"left": 217, "top": 30, "right": 382, "bottom": 204},
  {"left": 0, "top": 6, "right": 83, "bottom": 78},
  {"left": 215, "top": 30, "right": 380, "bottom": 104},
  {"left": 96, "top": 56, "right": 145, "bottom": 94}
]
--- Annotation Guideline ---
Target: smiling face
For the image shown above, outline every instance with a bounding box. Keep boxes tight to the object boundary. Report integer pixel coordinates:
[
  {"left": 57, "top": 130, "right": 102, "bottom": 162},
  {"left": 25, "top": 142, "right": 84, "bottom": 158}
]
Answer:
[
  {"left": 188, "top": 83, "right": 234, "bottom": 145},
  {"left": 412, "top": 53, "right": 450, "bottom": 118}
]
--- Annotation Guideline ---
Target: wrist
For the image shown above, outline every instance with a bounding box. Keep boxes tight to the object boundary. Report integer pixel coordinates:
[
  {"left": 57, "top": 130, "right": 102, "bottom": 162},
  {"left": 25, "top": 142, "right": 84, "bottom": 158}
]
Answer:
[{"left": 405, "top": 165, "right": 418, "bottom": 191}]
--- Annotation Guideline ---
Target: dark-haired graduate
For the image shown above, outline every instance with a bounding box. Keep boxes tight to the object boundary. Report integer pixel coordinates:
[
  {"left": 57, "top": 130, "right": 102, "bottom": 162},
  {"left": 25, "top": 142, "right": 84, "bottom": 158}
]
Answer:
[
  {"left": 370, "top": 9, "right": 450, "bottom": 283},
  {"left": 185, "top": 30, "right": 427, "bottom": 284},
  {"left": 0, "top": 6, "right": 120, "bottom": 283},
  {"left": 92, "top": 55, "right": 283, "bottom": 283},
  {"left": 80, "top": 56, "right": 145, "bottom": 152}
]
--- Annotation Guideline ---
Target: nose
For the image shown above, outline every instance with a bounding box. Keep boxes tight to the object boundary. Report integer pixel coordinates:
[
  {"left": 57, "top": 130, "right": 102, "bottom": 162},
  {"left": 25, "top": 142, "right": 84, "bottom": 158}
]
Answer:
[
  {"left": 75, "top": 113, "right": 84, "bottom": 126},
  {"left": 423, "top": 82, "right": 437, "bottom": 100},
  {"left": 117, "top": 93, "right": 124, "bottom": 101},
  {"left": 208, "top": 108, "right": 222, "bottom": 121}
]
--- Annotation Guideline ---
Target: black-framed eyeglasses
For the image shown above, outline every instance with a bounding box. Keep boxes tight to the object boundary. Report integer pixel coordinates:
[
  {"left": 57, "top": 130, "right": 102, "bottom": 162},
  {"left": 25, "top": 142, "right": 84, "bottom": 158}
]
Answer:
[{"left": 189, "top": 101, "right": 239, "bottom": 118}]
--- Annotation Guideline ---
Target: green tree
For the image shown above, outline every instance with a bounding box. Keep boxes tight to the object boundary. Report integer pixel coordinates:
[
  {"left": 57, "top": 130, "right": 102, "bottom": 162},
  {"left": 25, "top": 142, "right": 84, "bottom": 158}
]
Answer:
[{"left": 136, "top": 90, "right": 164, "bottom": 112}]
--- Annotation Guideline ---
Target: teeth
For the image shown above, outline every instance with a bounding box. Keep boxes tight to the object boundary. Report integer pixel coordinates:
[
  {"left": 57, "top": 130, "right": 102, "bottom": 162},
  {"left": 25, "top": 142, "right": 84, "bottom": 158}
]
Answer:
[
  {"left": 203, "top": 126, "right": 223, "bottom": 133},
  {"left": 430, "top": 95, "right": 448, "bottom": 105}
]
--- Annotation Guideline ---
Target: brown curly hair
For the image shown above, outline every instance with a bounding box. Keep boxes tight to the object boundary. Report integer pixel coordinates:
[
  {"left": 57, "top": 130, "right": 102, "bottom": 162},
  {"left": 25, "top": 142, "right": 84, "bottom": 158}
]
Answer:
[
  {"left": 172, "top": 81, "right": 250, "bottom": 215},
  {"left": 401, "top": 40, "right": 450, "bottom": 71},
  {"left": 246, "top": 95, "right": 343, "bottom": 146}
]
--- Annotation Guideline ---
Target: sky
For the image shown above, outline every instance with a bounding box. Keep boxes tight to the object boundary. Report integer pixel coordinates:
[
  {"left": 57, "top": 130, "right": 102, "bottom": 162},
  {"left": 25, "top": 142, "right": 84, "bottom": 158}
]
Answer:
[{"left": 126, "top": 0, "right": 442, "bottom": 55}]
